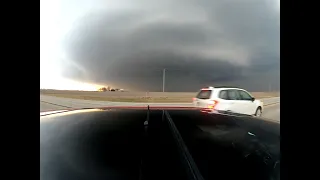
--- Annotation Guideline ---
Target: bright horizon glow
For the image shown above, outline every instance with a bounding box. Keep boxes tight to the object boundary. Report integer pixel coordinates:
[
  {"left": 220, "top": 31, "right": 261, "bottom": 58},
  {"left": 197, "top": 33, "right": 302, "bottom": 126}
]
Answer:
[
  {"left": 40, "top": 0, "right": 104, "bottom": 91},
  {"left": 40, "top": 77, "right": 102, "bottom": 91}
]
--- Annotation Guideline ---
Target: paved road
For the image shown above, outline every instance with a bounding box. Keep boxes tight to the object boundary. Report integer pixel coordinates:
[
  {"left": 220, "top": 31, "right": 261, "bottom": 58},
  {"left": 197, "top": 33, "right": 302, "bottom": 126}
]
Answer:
[
  {"left": 40, "top": 95, "right": 280, "bottom": 109},
  {"left": 40, "top": 95, "right": 194, "bottom": 110},
  {"left": 261, "top": 103, "right": 280, "bottom": 122},
  {"left": 40, "top": 101, "right": 69, "bottom": 112},
  {"left": 40, "top": 95, "right": 280, "bottom": 122}
]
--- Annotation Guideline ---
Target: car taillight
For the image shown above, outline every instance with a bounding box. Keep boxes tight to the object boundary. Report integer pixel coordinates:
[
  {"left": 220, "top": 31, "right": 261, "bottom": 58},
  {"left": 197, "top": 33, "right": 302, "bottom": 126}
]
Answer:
[
  {"left": 207, "top": 100, "right": 218, "bottom": 109},
  {"left": 192, "top": 97, "right": 196, "bottom": 101}
]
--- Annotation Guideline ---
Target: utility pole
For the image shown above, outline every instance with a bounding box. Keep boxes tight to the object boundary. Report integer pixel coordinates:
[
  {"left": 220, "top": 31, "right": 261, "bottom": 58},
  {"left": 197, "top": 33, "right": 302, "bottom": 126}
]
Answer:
[{"left": 162, "top": 68, "right": 166, "bottom": 92}]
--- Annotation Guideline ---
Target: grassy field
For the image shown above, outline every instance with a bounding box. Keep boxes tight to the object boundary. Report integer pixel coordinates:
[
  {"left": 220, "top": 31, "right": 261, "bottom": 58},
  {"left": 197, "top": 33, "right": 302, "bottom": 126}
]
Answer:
[{"left": 40, "top": 89, "right": 279, "bottom": 103}]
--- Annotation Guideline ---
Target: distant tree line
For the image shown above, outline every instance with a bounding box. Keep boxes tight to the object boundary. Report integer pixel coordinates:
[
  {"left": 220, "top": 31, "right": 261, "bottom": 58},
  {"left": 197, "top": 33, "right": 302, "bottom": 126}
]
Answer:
[{"left": 98, "top": 86, "right": 124, "bottom": 92}]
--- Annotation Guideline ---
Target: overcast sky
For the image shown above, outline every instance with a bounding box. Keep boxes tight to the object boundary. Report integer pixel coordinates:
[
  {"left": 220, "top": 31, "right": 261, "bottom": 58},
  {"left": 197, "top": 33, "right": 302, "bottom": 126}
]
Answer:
[{"left": 40, "top": 0, "right": 280, "bottom": 91}]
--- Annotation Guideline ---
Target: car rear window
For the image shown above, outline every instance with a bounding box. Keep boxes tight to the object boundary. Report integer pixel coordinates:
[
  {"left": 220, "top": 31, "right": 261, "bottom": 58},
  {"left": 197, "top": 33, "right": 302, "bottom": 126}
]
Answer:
[{"left": 196, "top": 90, "right": 212, "bottom": 99}]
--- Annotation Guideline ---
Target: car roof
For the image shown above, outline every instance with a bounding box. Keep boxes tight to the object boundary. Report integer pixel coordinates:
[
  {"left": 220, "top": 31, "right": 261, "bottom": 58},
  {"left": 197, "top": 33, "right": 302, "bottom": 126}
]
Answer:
[
  {"left": 200, "top": 86, "right": 247, "bottom": 91},
  {"left": 40, "top": 108, "right": 280, "bottom": 180}
]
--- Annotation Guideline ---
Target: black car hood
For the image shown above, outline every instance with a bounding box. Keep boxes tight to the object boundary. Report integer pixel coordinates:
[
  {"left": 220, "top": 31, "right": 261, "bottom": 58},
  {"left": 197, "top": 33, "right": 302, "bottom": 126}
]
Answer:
[{"left": 40, "top": 108, "right": 280, "bottom": 180}]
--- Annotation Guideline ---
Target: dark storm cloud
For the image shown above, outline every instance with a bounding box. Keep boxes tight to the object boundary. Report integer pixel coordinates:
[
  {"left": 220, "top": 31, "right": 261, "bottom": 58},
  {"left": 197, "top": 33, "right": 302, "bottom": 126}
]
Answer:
[{"left": 61, "top": 0, "right": 279, "bottom": 91}]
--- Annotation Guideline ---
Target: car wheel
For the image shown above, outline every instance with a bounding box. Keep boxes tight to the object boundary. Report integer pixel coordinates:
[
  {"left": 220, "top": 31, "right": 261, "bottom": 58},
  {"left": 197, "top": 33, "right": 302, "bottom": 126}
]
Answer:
[{"left": 255, "top": 107, "right": 262, "bottom": 117}]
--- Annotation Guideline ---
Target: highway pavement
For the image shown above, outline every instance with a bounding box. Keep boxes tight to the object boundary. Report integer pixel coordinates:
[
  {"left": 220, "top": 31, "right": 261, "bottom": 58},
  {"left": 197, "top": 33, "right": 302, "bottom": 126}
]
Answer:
[
  {"left": 40, "top": 95, "right": 280, "bottom": 122},
  {"left": 261, "top": 103, "right": 280, "bottom": 122},
  {"left": 40, "top": 101, "right": 70, "bottom": 112}
]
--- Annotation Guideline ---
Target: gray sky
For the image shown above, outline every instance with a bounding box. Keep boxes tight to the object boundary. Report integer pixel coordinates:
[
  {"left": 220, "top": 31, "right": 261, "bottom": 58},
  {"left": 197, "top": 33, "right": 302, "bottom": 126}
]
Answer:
[{"left": 41, "top": 0, "right": 280, "bottom": 91}]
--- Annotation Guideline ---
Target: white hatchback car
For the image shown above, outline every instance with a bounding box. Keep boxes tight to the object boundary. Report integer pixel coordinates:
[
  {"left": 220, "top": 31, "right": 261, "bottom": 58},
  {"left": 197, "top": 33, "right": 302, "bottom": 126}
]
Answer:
[{"left": 193, "top": 86, "right": 263, "bottom": 116}]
